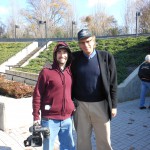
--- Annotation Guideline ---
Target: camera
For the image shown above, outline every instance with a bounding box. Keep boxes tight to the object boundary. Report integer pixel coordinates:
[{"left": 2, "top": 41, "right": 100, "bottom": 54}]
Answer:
[{"left": 24, "top": 124, "right": 50, "bottom": 147}]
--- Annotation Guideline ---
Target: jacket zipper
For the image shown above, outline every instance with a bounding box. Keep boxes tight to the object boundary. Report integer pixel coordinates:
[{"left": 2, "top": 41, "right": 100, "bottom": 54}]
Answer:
[{"left": 61, "top": 71, "right": 66, "bottom": 116}]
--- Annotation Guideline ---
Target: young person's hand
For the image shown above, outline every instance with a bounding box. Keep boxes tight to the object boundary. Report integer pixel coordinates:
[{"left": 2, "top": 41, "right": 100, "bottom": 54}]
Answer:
[{"left": 33, "top": 120, "right": 41, "bottom": 126}]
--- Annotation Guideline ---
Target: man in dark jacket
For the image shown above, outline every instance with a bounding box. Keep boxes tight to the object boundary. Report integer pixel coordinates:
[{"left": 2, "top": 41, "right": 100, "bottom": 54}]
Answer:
[
  {"left": 71, "top": 29, "right": 117, "bottom": 150},
  {"left": 138, "top": 54, "right": 150, "bottom": 109},
  {"left": 32, "top": 42, "right": 75, "bottom": 150}
]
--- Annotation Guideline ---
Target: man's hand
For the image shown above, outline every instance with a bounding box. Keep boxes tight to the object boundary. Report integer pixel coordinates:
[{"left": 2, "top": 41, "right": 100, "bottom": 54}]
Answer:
[
  {"left": 43, "top": 61, "right": 52, "bottom": 69},
  {"left": 112, "top": 108, "right": 117, "bottom": 117}
]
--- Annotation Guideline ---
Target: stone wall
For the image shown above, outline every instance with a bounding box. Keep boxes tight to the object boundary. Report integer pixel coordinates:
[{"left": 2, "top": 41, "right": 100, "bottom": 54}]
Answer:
[{"left": 0, "top": 96, "right": 33, "bottom": 131}]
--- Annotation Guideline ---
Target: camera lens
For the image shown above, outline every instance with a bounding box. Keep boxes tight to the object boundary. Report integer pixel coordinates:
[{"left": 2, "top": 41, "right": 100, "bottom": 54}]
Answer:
[{"left": 33, "top": 138, "right": 39, "bottom": 143}]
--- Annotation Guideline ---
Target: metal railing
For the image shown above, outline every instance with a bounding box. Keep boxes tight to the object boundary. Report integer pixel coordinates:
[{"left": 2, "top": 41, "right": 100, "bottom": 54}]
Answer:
[{"left": 0, "top": 33, "right": 150, "bottom": 43}]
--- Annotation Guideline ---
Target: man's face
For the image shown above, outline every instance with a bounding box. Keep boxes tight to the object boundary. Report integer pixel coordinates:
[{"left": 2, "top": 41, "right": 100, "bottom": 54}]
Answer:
[
  {"left": 56, "top": 49, "right": 68, "bottom": 65},
  {"left": 78, "top": 36, "right": 95, "bottom": 56}
]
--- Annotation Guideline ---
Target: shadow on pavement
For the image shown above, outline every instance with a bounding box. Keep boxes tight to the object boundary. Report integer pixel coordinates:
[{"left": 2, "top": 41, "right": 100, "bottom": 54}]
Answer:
[{"left": 0, "top": 146, "right": 12, "bottom": 150}]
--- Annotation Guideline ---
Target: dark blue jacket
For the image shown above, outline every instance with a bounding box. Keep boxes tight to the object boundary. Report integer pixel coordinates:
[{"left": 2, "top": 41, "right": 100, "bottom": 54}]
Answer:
[
  {"left": 138, "top": 62, "right": 150, "bottom": 82},
  {"left": 71, "top": 50, "right": 117, "bottom": 120}
]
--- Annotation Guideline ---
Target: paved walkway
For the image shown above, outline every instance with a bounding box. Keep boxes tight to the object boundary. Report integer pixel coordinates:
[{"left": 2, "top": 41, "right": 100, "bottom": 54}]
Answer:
[{"left": 0, "top": 98, "right": 150, "bottom": 150}]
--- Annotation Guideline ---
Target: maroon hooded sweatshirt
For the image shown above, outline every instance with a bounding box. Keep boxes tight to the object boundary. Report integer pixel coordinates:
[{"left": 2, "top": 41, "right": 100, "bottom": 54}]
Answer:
[{"left": 32, "top": 42, "right": 75, "bottom": 121}]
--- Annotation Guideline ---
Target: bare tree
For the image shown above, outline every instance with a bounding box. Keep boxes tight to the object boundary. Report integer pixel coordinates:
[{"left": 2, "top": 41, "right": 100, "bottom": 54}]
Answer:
[
  {"left": 81, "top": 14, "right": 118, "bottom": 36},
  {"left": 123, "top": 0, "right": 137, "bottom": 34},
  {"left": 3, "top": 0, "right": 27, "bottom": 38},
  {"left": 80, "top": 2, "right": 119, "bottom": 36},
  {"left": 20, "top": 0, "right": 74, "bottom": 38},
  {"left": 0, "top": 22, "right": 6, "bottom": 37},
  {"left": 123, "top": 0, "right": 149, "bottom": 34},
  {"left": 139, "top": 0, "right": 150, "bottom": 33}
]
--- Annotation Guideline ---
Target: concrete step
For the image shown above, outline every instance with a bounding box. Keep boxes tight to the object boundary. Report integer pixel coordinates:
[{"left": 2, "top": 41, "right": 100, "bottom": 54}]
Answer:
[{"left": 16, "top": 47, "right": 42, "bottom": 67}]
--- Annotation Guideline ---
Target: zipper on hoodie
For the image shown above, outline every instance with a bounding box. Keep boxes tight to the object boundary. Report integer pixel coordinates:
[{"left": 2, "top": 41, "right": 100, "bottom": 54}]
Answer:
[
  {"left": 62, "top": 72, "right": 66, "bottom": 116},
  {"left": 58, "top": 70, "right": 66, "bottom": 116}
]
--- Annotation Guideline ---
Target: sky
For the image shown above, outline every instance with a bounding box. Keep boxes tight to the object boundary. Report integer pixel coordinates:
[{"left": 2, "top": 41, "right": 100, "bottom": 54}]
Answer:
[
  {"left": 0, "top": 0, "right": 126, "bottom": 26},
  {"left": 75, "top": 0, "right": 126, "bottom": 26}
]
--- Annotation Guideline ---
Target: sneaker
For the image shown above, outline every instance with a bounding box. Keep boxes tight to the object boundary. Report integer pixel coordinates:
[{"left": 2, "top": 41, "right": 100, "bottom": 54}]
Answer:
[{"left": 139, "top": 106, "right": 147, "bottom": 109}]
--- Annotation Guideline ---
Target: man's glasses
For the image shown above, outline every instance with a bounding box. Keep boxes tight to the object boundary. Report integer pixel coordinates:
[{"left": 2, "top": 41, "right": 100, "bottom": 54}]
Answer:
[{"left": 79, "top": 37, "right": 93, "bottom": 45}]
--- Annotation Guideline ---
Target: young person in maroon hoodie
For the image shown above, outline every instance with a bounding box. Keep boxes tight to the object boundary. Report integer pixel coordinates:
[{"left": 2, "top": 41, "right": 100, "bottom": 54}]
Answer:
[{"left": 32, "top": 42, "right": 75, "bottom": 150}]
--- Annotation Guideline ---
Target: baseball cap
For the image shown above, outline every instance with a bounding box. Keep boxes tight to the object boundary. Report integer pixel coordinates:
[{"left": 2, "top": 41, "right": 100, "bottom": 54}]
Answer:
[
  {"left": 56, "top": 45, "right": 70, "bottom": 51},
  {"left": 78, "top": 29, "right": 92, "bottom": 40},
  {"left": 55, "top": 41, "right": 71, "bottom": 53}
]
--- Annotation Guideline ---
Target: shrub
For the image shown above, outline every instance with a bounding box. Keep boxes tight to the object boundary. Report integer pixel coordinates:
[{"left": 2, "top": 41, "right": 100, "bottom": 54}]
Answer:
[{"left": 0, "top": 75, "right": 34, "bottom": 98}]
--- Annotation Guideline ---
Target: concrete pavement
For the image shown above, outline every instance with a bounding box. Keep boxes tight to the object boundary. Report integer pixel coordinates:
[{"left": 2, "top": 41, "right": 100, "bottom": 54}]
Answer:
[
  {"left": 0, "top": 97, "right": 150, "bottom": 150},
  {"left": 111, "top": 97, "right": 150, "bottom": 150}
]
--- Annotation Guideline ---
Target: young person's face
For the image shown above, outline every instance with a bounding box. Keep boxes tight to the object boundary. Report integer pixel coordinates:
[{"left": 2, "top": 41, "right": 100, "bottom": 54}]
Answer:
[
  {"left": 56, "top": 49, "right": 68, "bottom": 65},
  {"left": 78, "top": 36, "right": 95, "bottom": 56}
]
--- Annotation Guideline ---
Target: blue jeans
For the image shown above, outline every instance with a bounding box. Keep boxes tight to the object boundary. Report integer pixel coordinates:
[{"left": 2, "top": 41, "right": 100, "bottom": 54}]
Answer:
[
  {"left": 140, "top": 81, "right": 150, "bottom": 107},
  {"left": 41, "top": 117, "right": 75, "bottom": 150}
]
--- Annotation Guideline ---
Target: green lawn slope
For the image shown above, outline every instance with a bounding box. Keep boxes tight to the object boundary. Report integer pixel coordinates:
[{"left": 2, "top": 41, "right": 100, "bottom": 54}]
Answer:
[
  {"left": 0, "top": 42, "right": 30, "bottom": 65},
  {"left": 15, "top": 36, "right": 150, "bottom": 84}
]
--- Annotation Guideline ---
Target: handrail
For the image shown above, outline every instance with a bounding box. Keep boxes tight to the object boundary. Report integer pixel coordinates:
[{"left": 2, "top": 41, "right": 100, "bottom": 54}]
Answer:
[{"left": 0, "top": 33, "right": 150, "bottom": 43}]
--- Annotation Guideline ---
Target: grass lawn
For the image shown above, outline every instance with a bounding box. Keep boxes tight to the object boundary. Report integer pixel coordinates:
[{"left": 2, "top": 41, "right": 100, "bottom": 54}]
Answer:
[
  {"left": 21, "top": 36, "right": 150, "bottom": 84},
  {"left": 0, "top": 42, "right": 30, "bottom": 65},
  {"left": 0, "top": 36, "right": 150, "bottom": 84}
]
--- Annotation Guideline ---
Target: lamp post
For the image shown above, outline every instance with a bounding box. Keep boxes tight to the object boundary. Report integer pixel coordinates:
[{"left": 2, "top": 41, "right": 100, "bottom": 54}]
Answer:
[
  {"left": 72, "top": 21, "right": 76, "bottom": 40},
  {"left": 39, "top": 21, "right": 47, "bottom": 48},
  {"left": 0, "top": 23, "right": 5, "bottom": 37},
  {"left": 14, "top": 25, "right": 19, "bottom": 42},
  {"left": 136, "top": 11, "right": 141, "bottom": 36}
]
